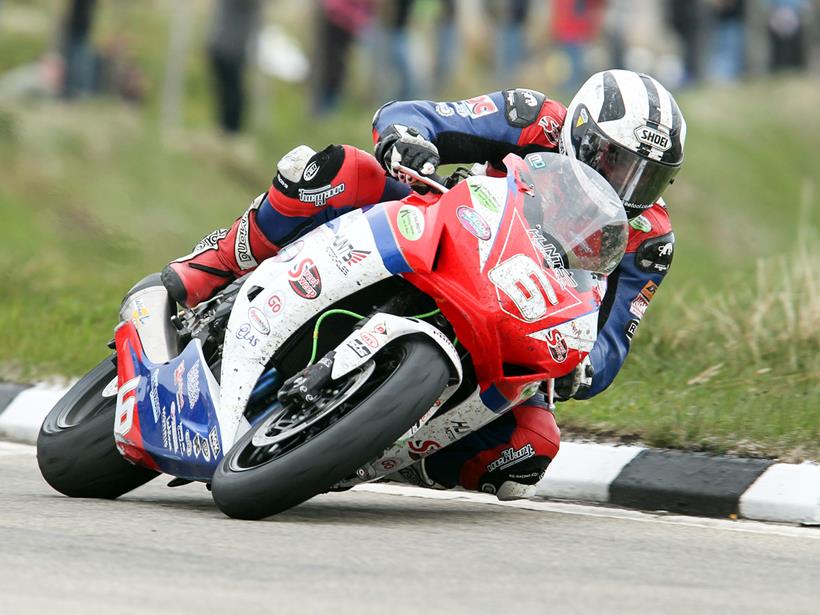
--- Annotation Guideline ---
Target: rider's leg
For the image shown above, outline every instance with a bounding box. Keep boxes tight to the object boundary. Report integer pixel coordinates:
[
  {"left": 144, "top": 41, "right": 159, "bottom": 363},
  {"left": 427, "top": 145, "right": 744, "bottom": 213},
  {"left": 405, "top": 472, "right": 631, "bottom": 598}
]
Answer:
[
  {"left": 162, "top": 144, "right": 409, "bottom": 308},
  {"left": 422, "top": 396, "right": 560, "bottom": 500}
]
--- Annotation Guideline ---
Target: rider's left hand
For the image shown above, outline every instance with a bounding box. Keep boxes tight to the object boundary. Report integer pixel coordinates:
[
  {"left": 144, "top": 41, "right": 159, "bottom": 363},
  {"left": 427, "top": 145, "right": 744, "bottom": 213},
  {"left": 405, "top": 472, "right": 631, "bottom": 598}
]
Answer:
[{"left": 553, "top": 356, "right": 594, "bottom": 401}]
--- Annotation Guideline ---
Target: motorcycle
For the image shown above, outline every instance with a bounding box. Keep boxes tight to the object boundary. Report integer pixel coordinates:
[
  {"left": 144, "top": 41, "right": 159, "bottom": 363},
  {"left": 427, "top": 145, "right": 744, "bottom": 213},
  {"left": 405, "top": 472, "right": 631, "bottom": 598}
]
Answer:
[{"left": 37, "top": 152, "right": 627, "bottom": 519}]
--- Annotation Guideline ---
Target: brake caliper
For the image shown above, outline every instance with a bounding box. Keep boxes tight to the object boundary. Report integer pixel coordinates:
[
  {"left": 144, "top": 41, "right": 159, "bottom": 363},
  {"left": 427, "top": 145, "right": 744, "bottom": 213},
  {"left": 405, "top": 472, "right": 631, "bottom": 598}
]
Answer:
[{"left": 277, "top": 353, "right": 336, "bottom": 407}]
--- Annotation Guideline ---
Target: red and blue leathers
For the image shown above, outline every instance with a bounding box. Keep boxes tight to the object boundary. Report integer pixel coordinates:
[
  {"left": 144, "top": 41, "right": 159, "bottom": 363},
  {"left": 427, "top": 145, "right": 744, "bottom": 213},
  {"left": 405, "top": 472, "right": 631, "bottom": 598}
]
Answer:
[{"left": 168, "top": 89, "right": 674, "bottom": 495}]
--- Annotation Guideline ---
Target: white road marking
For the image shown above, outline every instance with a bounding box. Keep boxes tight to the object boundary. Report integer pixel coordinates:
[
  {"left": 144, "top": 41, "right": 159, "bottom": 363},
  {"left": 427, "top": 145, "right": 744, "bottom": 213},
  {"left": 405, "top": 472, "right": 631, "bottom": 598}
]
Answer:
[{"left": 354, "top": 483, "right": 820, "bottom": 540}]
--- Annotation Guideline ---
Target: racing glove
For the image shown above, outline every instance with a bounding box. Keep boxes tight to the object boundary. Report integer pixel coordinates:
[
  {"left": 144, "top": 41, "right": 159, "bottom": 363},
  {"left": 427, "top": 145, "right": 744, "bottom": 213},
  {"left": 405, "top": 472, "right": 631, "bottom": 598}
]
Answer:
[
  {"left": 374, "top": 124, "right": 440, "bottom": 181},
  {"left": 553, "top": 356, "right": 594, "bottom": 402}
]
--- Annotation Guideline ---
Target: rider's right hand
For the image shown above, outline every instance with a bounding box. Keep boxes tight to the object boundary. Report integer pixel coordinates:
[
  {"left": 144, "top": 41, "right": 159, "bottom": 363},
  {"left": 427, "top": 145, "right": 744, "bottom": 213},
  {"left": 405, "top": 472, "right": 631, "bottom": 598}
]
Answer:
[{"left": 375, "top": 124, "right": 440, "bottom": 182}]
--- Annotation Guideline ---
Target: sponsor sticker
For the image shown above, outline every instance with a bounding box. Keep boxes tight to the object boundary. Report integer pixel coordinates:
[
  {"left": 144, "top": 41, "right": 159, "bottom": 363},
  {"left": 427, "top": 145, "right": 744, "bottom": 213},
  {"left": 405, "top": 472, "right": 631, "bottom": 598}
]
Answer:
[
  {"left": 408, "top": 439, "right": 441, "bottom": 460},
  {"left": 327, "top": 233, "right": 371, "bottom": 275},
  {"left": 396, "top": 205, "right": 425, "bottom": 241},
  {"left": 235, "top": 323, "right": 261, "bottom": 347},
  {"left": 298, "top": 183, "right": 345, "bottom": 207},
  {"left": 346, "top": 338, "right": 371, "bottom": 359},
  {"left": 462, "top": 95, "right": 498, "bottom": 119},
  {"left": 435, "top": 102, "right": 454, "bottom": 117},
  {"left": 456, "top": 206, "right": 492, "bottom": 240},
  {"left": 546, "top": 330, "right": 568, "bottom": 363},
  {"left": 303, "top": 161, "right": 320, "bottom": 181},
  {"left": 487, "top": 443, "right": 535, "bottom": 472},
  {"left": 186, "top": 366, "right": 200, "bottom": 408},
  {"left": 527, "top": 227, "right": 577, "bottom": 290},
  {"left": 526, "top": 153, "right": 546, "bottom": 169},
  {"left": 635, "top": 125, "right": 671, "bottom": 151},
  {"left": 469, "top": 183, "right": 501, "bottom": 213},
  {"left": 629, "top": 295, "right": 650, "bottom": 319},
  {"left": 360, "top": 331, "right": 379, "bottom": 349},
  {"left": 130, "top": 297, "right": 151, "bottom": 326},
  {"left": 209, "top": 426, "right": 221, "bottom": 458},
  {"left": 200, "top": 434, "right": 211, "bottom": 462},
  {"left": 640, "top": 280, "right": 658, "bottom": 301},
  {"left": 173, "top": 361, "right": 185, "bottom": 411},
  {"left": 625, "top": 318, "right": 639, "bottom": 340},
  {"left": 248, "top": 306, "right": 270, "bottom": 334},
  {"left": 288, "top": 258, "right": 322, "bottom": 300},
  {"left": 629, "top": 215, "right": 653, "bottom": 233},
  {"left": 538, "top": 116, "right": 561, "bottom": 147},
  {"left": 267, "top": 292, "right": 284, "bottom": 315},
  {"left": 149, "top": 369, "right": 161, "bottom": 422}
]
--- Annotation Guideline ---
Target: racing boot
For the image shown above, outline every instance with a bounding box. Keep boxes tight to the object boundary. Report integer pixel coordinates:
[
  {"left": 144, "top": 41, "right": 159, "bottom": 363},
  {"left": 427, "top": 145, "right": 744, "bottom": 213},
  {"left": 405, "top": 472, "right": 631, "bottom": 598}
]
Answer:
[{"left": 161, "top": 193, "right": 280, "bottom": 308}]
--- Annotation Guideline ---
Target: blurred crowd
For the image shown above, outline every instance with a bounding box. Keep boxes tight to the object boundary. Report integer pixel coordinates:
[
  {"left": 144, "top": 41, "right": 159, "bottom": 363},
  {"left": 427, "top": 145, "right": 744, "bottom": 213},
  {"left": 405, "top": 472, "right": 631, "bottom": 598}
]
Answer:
[{"left": 1, "top": 0, "right": 818, "bottom": 133}]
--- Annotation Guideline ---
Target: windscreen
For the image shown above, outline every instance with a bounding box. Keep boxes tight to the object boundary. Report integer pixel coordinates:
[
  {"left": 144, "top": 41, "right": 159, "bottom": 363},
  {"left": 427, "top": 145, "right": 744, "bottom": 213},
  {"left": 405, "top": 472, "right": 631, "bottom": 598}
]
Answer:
[{"left": 517, "top": 152, "right": 628, "bottom": 276}]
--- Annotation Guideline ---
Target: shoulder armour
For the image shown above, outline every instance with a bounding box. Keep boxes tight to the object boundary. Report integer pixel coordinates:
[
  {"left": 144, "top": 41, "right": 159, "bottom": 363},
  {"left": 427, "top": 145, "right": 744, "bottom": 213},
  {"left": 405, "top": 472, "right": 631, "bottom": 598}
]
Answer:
[
  {"left": 503, "top": 89, "right": 547, "bottom": 128},
  {"left": 635, "top": 232, "right": 675, "bottom": 274}
]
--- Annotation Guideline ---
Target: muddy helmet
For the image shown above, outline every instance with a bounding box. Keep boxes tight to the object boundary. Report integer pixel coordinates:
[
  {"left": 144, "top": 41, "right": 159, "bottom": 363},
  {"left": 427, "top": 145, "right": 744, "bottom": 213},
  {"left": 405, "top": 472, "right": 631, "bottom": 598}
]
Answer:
[{"left": 561, "top": 70, "right": 687, "bottom": 215}]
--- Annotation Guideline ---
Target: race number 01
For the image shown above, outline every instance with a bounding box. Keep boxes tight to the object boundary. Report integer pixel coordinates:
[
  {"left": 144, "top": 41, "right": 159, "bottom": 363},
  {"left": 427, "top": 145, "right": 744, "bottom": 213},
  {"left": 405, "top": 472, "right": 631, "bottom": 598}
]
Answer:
[{"left": 488, "top": 254, "right": 558, "bottom": 322}]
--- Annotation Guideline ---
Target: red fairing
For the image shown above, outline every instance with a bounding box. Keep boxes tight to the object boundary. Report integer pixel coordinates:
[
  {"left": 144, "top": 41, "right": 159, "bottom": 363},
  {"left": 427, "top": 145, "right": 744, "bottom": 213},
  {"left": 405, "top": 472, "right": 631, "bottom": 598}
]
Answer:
[
  {"left": 385, "top": 156, "right": 602, "bottom": 394},
  {"left": 114, "top": 322, "right": 160, "bottom": 470}
]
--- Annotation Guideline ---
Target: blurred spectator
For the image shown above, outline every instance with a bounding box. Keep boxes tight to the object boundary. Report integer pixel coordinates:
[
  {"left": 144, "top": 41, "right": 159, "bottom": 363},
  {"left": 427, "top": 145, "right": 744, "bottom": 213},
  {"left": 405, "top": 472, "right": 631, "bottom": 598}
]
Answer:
[
  {"left": 550, "top": 0, "right": 605, "bottom": 90},
  {"left": 384, "top": 0, "right": 456, "bottom": 100},
  {"left": 484, "top": 0, "right": 530, "bottom": 84},
  {"left": 768, "top": 0, "right": 809, "bottom": 71},
  {"left": 707, "top": 0, "right": 747, "bottom": 81},
  {"left": 207, "top": 0, "right": 261, "bottom": 133},
  {"left": 313, "top": 0, "right": 376, "bottom": 115},
  {"left": 665, "top": 1, "right": 706, "bottom": 84},
  {"left": 58, "top": 0, "right": 97, "bottom": 99}
]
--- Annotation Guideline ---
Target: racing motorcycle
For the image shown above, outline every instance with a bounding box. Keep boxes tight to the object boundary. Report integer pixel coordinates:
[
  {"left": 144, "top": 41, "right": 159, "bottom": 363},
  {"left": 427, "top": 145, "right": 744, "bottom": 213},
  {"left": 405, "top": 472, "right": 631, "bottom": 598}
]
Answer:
[{"left": 37, "top": 152, "right": 627, "bottom": 519}]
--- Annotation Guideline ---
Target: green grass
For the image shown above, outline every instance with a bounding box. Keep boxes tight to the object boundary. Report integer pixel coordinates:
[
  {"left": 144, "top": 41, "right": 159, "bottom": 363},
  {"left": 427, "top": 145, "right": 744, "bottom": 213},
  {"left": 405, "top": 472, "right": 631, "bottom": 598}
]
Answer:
[{"left": 0, "top": 3, "right": 817, "bottom": 459}]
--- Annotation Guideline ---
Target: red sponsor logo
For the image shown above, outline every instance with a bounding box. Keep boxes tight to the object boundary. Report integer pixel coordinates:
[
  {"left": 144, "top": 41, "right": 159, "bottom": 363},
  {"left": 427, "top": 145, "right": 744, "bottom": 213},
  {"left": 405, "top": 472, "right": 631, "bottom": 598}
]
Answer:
[
  {"left": 361, "top": 331, "right": 379, "bottom": 349},
  {"left": 408, "top": 439, "right": 440, "bottom": 460},
  {"left": 545, "top": 330, "right": 568, "bottom": 363},
  {"left": 267, "top": 292, "right": 284, "bottom": 314},
  {"left": 288, "top": 258, "right": 322, "bottom": 300},
  {"left": 538, "top": 116, "right": 561, "bottom": 147}
]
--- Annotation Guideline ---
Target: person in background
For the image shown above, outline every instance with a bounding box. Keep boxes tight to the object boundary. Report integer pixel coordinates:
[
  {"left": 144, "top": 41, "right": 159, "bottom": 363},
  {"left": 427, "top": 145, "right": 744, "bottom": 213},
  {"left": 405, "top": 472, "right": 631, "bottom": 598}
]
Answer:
[
  {"left": 58, "top": 0, "right": 97, "bottom": 99},
  {"left": 312, "top": 0, "right": 376, "bottom": 115},
  {"left": 385, "top": 0, "right": 456, "bottom": 100},
  {"left": 486, "top": 0, "right": 531, "bottom": 85},
  {"left": 207, "top": 0, "right": 261, "bottom": 133},
  {"left": 665, "top": 0, "right": 705, "bottom": 85},
  {"left": 706, "top": 0, "right": 747, "bottom": 81},
  {"left": 550, "top": 0, "right": 605, "bottom": 91},
  {"left": 767, "top": 0, "right": 809, "bottom": 71}
]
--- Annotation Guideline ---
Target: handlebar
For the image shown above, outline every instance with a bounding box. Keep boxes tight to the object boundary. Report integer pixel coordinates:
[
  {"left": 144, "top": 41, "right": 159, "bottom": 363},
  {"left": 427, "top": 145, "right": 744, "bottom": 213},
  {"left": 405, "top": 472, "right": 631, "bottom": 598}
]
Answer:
[{"left": 393, "top": 164, "right": 449, "bottom": 194}]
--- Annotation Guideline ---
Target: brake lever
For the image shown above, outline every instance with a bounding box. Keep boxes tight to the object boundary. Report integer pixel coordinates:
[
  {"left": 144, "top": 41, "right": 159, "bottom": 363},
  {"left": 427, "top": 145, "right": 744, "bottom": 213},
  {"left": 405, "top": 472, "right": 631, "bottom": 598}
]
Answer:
[{"left": 393, "top": 164, "right": 449, "bottom": 194}]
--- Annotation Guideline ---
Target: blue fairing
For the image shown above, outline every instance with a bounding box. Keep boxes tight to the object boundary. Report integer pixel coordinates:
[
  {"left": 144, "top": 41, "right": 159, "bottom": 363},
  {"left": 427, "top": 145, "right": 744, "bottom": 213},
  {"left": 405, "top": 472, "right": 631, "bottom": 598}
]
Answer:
[{"left": 127, "top": 339, "right": 224, "bottom": 480}]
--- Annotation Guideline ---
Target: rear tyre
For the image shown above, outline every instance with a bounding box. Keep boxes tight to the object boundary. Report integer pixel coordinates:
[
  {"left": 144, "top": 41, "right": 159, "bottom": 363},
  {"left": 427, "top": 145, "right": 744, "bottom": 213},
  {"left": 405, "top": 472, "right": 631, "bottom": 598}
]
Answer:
[
  {"left": 37, "top": 358, "right": 159, "bottom": 499},
  {"left": 211, "top": 338, "right": 450, "bottom": 519}
]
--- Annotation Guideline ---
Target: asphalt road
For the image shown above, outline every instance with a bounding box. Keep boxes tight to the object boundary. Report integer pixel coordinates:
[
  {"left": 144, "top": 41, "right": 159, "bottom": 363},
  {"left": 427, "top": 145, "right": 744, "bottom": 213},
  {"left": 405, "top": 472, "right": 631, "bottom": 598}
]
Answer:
[{"left": 1, "top": 442, "right": 818, "bottom": 615}]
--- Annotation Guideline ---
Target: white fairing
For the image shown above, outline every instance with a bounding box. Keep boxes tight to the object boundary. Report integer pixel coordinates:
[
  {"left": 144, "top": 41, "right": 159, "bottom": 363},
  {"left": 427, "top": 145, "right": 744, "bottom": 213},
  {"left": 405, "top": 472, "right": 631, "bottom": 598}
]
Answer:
[{"left": 218, "top": 210, "right": 395, "bottom": 447}]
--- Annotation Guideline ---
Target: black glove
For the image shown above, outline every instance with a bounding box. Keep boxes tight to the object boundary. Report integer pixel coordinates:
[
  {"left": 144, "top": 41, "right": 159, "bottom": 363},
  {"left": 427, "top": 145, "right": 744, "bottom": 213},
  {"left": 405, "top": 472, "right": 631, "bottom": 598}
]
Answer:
[
  {"left": 553, "top": 357, "right": 594, "bottom": 402},
  {"left": 374, "top": 124, "right": 439, "bottom": 180}
]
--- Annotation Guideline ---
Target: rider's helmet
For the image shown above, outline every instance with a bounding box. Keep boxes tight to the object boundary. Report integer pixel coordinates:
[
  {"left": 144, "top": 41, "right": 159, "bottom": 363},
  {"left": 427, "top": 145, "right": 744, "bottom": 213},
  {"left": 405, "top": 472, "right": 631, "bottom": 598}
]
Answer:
[{"left": 560, "top": 70, "right": 687, "bottom": 216}]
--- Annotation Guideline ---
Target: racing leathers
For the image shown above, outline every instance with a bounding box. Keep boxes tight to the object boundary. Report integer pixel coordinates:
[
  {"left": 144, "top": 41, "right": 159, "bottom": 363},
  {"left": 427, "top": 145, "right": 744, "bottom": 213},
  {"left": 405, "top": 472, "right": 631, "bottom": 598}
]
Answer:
[{"left": 162, "top": 89, "right": 675, "bottom": 499}]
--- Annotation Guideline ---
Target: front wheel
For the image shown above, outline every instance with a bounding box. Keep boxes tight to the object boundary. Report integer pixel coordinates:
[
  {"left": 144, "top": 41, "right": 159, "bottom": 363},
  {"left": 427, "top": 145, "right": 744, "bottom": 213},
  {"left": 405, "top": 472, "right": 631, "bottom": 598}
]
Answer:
[
  {"left": 37, "top": 358, "right": 159, "bottom": 499},
  {"left": 211, "top": 337, "right": 450, "bottom": 519}
]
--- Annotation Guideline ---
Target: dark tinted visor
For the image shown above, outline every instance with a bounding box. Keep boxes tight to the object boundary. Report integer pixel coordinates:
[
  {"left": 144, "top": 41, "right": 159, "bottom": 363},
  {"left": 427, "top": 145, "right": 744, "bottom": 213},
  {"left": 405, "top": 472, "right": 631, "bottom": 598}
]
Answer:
[{"left": 574, "top": 117, "right": 681, "bottom": 209}]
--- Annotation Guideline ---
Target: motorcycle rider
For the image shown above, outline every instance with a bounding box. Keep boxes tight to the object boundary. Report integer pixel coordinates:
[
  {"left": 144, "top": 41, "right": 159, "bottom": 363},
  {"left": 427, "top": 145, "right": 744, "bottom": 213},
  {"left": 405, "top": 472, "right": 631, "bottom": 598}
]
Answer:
[{"left": 162, "top": 70, "right": 686, "bottom": 499}]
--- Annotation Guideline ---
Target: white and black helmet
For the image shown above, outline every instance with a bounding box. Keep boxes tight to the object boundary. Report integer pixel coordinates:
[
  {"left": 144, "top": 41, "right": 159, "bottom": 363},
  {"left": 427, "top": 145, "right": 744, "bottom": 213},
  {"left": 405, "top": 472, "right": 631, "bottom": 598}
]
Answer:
[{"left": 561, "top": 70, "right": 687, "bottom": 213}]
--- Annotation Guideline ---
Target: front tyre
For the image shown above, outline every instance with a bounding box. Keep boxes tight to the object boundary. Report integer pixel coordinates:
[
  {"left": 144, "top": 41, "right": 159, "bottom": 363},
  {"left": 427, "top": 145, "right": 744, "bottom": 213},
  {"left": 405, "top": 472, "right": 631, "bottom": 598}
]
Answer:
[
  {"left": 37, "top": 358, "right": 159, "bottom": 499},
  {"left": 211, "top": 338, "right": 450, "bottom": 519}
]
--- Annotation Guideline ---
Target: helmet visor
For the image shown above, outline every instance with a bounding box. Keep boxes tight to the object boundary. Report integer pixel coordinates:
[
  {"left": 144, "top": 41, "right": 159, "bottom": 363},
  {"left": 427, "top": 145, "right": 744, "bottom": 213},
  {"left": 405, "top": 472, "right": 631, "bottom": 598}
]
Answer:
[{"left": 574, "top": 119, "right": 681, "bottom": 210}]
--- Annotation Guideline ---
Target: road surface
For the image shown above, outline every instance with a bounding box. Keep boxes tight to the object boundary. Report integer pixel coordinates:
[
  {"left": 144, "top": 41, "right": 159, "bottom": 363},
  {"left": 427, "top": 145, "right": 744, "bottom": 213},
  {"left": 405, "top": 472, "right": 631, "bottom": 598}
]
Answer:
[{"left": 1, "top": 442, "right": 818, "bottom": 614}]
